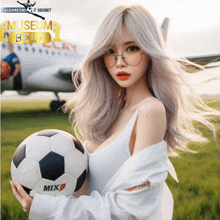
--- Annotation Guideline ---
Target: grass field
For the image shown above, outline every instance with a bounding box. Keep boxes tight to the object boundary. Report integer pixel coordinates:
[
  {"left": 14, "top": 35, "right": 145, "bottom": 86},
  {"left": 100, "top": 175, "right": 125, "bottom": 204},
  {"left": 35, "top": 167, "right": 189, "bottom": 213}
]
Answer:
[{"left": 1, "top": 97, "right": 220, "bottom": 220}]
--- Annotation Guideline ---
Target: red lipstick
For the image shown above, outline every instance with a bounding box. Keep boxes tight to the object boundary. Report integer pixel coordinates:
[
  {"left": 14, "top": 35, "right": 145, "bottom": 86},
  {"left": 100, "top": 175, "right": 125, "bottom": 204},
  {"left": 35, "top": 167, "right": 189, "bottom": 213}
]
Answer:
[{"left": 117, "top": 71, "right": 131, "bottom": 80}]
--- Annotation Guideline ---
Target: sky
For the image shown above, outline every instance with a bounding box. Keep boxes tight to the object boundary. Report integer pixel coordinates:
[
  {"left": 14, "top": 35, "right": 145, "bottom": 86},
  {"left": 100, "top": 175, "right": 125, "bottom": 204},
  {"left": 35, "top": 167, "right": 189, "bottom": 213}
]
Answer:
[{"left": 1, "top": 0, "right": 220, "bottom": 57}]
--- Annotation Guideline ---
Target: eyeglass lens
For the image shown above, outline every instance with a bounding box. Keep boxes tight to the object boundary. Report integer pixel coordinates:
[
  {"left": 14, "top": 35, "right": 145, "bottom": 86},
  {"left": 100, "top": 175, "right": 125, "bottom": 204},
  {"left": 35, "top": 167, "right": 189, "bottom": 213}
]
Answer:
[{"left": 103, "top": 47, "right": 142, "bottom": 68}]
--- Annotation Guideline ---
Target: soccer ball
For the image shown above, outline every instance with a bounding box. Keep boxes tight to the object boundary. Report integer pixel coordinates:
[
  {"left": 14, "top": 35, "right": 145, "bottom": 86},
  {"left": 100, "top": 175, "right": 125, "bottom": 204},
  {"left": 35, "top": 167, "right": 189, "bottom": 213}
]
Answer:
[
  {"left": 11, "top": 129, "right": 88, "bottom": 197},
  {"left": 26, "top": 7, "right": 33, "bottom": 13}
]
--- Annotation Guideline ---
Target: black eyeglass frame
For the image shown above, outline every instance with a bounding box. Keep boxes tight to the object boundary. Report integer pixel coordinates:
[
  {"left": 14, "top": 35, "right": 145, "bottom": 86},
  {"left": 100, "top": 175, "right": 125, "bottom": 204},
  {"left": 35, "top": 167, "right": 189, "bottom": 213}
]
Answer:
[{"left": 103, "top": 49, "right": 145, "bottom": 68}]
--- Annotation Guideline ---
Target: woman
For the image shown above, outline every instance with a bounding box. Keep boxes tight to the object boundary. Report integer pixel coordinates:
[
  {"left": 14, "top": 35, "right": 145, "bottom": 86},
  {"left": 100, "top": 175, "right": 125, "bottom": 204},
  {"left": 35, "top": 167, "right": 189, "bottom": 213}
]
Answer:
[{"left": 10, "top": 5, "right": 219, "bottom": 219}]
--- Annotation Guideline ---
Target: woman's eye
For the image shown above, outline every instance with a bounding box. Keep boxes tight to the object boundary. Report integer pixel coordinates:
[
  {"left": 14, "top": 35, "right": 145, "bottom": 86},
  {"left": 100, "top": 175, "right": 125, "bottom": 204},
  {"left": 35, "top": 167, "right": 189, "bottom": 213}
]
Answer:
[
  {"left": 126, "top": 46, "right": 140, "bottom": 52},
  {"left": 106, "top": 49, "right": 114, "bottom": 54}
]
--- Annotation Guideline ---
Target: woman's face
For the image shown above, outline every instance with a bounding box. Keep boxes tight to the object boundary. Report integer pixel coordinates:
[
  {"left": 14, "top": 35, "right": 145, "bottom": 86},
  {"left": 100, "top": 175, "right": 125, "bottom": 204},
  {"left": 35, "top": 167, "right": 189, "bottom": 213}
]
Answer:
[{"left": 103, "top": 26, "right": 151, "bottom": 88}]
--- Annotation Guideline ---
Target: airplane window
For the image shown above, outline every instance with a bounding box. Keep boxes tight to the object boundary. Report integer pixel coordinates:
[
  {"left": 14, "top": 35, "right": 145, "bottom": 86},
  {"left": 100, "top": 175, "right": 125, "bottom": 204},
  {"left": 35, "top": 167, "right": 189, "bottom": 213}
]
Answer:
[
  {"left": 32, "top": 48, "right": 35, "bottom": 52},
  {"left": 46, "top": 50, "right": 48, "bottom": 54},
  {"left": 58, "top": 51, "right": 61, "bottom": 55},
  {"left": 25, "top": 47, "right": 28, "bottom": 51},
  {"left": 18, "top": 45, "right": 21, "bottom": 50},
  {"left": 2, "top": 43, "right": 6, "bottom": 49},
  {"left": 39, "top": 49, "right": 42, "bottom": 53},
  {"left": 52, "top": 51, "right": 55, "bottom": 55}
]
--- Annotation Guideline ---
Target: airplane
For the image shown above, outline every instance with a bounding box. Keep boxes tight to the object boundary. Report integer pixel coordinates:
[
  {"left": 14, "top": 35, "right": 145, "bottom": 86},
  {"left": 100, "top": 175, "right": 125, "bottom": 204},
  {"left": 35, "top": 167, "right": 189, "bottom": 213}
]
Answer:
[
  {"left": 1, "top": 39, "right": 90, "bottom": 111},
  {"left": 161, "top": 18, "right": 220, "bottom": 65},
  {"left": 1, "top": 19, "right": 219, "bottom": 112}
]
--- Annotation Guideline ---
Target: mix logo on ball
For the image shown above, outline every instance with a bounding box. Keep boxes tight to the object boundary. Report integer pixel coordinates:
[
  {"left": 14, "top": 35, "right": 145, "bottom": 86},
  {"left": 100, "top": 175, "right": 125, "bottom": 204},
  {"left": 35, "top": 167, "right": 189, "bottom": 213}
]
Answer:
[
  {"left": 0, "top": 1, "right": 62, "bottom": 44},
  {"left": 44, "top": 183, "right": 66, "bottom": 192}
]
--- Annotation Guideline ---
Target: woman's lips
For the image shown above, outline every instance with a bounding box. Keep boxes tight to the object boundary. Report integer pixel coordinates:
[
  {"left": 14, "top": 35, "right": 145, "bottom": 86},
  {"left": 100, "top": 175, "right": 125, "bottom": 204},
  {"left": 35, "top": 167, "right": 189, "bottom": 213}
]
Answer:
[{"left": 117, "top": 71, "right": 131, "bottom": 80}]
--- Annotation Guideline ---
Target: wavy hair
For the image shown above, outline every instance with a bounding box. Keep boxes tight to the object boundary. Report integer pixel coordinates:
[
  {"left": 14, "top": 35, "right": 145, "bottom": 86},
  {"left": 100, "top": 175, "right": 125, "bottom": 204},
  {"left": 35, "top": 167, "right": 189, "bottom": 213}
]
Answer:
[{"left": 64, "top": 5, "right": 220, "bottom": 156}]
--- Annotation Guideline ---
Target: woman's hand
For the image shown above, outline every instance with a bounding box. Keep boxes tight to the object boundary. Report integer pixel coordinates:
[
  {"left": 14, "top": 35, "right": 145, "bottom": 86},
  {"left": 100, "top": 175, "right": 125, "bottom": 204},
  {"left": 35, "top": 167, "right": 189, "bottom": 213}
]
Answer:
[{"left": 10, "top": 181, "right": 33, "bottom": 213}]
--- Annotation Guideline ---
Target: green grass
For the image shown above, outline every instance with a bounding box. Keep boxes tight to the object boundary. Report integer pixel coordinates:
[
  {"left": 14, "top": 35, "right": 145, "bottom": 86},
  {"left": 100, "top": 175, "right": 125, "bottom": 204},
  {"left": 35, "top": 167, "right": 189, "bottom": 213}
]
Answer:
[
  {"left": 1, "top": 98, "right": 73, "bottom": 220},
  {"left": 1, "top": 97, "right": 220, "bottom": 219}
]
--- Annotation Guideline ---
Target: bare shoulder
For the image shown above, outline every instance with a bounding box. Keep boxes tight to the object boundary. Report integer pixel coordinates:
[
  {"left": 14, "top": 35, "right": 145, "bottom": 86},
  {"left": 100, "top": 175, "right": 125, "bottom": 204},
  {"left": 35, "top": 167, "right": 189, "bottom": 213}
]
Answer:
[
  {"left": 137, "top": 97, "right": 166, "bottom": 133},
  {"left": 138, "top": 97, "right": 166, "bottom": 118},
  {"left": 132, "top": 97, "right": 166, "bottom": 154}
]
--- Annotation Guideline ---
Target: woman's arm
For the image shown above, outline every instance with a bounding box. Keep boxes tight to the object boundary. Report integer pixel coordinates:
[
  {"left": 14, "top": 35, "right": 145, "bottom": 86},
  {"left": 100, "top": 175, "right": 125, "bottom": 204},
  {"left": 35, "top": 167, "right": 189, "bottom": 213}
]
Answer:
[
  {"left": 10, "top": 172, "right": 90, "bottom": 212},
  {"left": 125, "top": 98, "right": 166, "bottom": 192}
]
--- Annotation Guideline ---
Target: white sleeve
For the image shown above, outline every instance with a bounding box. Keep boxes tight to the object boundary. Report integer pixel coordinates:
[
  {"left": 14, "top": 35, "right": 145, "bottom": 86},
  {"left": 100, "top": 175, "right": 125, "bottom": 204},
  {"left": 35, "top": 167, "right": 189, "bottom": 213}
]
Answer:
[
  {"left": 29, "top": 141, "right": 172, "bottom": 220},
  {"left": 29, "top": 183, "right": 165, "bottom": 220}
]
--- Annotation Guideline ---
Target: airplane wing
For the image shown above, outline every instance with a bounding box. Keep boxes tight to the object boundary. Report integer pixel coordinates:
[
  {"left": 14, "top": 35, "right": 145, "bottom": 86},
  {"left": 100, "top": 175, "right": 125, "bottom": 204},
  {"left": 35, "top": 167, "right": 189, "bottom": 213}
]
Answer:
[
  {"left": 204, "top": 61, "right": 220, "bottom": 69},
  {"left": 25, "top": 65, "right": 77, "bottom": 92},
  {"left": 160, "top": 18, "right": 220, "bottom": 68},
  {"left": 186, "top": 54, "right": 220, "bottom": 66}
]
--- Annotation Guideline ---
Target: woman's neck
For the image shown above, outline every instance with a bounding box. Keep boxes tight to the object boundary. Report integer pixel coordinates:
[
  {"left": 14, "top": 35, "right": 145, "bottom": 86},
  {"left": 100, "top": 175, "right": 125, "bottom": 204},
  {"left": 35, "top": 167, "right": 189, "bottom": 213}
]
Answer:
[{"left": 124, "top": 78, "right": 153, "bottom": 110}]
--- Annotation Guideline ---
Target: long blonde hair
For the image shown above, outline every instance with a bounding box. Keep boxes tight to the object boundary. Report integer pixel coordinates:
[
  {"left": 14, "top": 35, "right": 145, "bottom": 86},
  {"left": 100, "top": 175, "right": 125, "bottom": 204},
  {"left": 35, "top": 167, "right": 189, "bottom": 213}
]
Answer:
[{"left": 64, "top": 5, "right": 220, "bottom": 156}]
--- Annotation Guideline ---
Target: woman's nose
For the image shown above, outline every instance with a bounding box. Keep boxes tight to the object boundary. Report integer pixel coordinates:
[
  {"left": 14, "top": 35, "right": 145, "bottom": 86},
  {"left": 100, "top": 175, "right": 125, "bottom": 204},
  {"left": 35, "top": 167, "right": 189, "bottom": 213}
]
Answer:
[{"left": 115, "top": 55, "right": 126, "bottom": 67}]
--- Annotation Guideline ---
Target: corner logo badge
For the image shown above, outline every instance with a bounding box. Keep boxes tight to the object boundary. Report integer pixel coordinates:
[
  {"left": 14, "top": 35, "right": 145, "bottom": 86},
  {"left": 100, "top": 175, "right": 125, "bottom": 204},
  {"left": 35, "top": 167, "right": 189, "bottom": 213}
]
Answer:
[{"left": 0, "top": 1, "right": 62, "bottom": 44}]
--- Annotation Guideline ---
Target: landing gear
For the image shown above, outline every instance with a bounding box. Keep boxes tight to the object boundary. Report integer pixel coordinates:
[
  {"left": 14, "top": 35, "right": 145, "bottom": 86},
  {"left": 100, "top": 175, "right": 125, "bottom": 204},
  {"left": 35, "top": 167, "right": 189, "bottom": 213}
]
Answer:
[
  {"left": 50, "top": 100, "right": 66, "bottom": 112},
  {"left": 49, "top": 93, "right": 66, "bottom": 112}
]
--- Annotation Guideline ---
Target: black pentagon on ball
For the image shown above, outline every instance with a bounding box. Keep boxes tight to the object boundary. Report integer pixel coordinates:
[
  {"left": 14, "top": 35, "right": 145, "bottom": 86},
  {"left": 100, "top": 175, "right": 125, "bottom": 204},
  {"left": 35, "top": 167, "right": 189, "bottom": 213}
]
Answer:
[
  {"left": 37, "top": 130, "right": 59, "bottom": 137},
  {"left": 74, "top": 169, "right": 87, "bottom": 192},
  {"left": 22, "top": 185, "right": 31, "bottom": 195},
  {"left": 13, "top": 144, "right": 26, "bottom": 168},
  {"left": 72, "top": 137, "right": 84, "bottom": 154},
  {"left": 39, "top": 152, "right": 64, "bottom": 181}
]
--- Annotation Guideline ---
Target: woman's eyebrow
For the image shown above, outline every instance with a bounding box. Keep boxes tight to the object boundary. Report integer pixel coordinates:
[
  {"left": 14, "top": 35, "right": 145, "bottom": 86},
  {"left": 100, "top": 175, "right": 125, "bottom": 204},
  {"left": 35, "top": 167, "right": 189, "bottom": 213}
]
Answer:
[
  {"left": 123, "top": 41, "right": 135, "bottom": 46},
  {"left": 108, "top": 41, "right": 136, "bottom": 48}
]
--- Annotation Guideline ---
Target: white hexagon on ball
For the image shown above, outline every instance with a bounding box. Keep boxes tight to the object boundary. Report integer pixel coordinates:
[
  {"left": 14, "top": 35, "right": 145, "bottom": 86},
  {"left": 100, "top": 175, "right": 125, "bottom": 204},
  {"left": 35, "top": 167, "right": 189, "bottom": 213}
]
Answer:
[
  {"left": 26, "top": 136, "right": 51, "bottom": 161},
  {"left": 65, "top": 149, "right": 88, "bottom": 178},
  {"left": 11, "top": 162, "right": 21, "bottom": 186},
  {"left": 50, "top": 133, "right": 74, "bottom": 156},
  {"left": 16, "top": 158, "right": 42, "bottom": 189}
]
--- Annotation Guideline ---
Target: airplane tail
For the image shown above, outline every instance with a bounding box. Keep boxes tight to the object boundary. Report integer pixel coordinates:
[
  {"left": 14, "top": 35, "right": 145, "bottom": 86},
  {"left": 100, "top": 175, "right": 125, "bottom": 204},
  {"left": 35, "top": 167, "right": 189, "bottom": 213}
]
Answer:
[{"left": 161, "top": 17, "right": 170, "bottom": 42}]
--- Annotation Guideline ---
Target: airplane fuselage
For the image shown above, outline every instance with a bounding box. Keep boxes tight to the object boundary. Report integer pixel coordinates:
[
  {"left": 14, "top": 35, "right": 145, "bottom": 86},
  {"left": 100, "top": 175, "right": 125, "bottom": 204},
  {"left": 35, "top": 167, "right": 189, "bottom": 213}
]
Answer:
[{"left": 1, "top": 41, "right": 89, "bottom": 93}]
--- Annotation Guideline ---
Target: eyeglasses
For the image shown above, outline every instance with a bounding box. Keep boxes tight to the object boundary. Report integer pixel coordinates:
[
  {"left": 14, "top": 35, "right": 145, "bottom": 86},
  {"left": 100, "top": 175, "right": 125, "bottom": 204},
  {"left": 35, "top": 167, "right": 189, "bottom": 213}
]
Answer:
[{"left": 103, "top": 46, "right": 145, "bottom": 68}]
